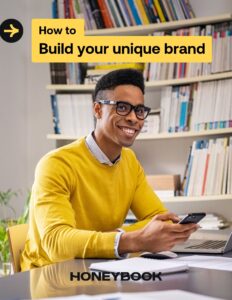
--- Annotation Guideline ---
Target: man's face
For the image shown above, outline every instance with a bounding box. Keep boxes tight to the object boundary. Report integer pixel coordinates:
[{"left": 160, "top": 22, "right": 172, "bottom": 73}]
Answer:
[{"left": 94, "top": 84, "right": 145, "bottom": 148}]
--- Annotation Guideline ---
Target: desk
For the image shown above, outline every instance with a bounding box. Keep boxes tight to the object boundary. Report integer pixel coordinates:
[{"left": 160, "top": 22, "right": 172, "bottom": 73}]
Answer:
[{"left": 0, "top": 254, "right": 232, "bottom": 300}]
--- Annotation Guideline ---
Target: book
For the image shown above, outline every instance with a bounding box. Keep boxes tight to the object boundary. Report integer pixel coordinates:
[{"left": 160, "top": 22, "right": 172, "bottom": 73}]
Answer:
[
  {"left": 90, "top": 257, "right": 188, "bottom": 275},
  {"left": 88, "top": 0, "right": 105, "bottom": 29},
  {"left": 146, "top": 174, "right": 180, "bottom": 197},
  {"left": 97, "top": 0, "right": 114, "bottom": 28},
  {"left": 140, "top": 110, "right": 160, "bottom": 134},
  {"left": 128, "top": 0, "right": 142, "bottom": 25},
  {"left": 135, "top": 0, "right": 149, "bottom": 25},
  {"left": 50, "top": 95, "right": 61, "bottom": 134}
]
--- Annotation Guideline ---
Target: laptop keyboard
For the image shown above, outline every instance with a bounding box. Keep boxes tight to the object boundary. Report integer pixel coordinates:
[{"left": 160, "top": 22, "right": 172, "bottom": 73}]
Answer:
[{"left": 186, "top": 240, "right": 226, "bottom": 250}]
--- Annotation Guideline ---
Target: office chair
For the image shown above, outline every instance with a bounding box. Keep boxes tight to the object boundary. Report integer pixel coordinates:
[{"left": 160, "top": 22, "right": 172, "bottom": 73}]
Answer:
[{"left": 7, "top": 223, "right": 29, "bottom": 273}]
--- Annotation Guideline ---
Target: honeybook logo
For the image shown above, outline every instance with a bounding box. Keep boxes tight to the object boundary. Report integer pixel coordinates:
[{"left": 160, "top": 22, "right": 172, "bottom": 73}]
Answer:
[
  {"left": 70, "top": 271, "right": 162, "bottom": 281},
  {"left": 0, "top": 19, "right": 23, "bottom": 43}
]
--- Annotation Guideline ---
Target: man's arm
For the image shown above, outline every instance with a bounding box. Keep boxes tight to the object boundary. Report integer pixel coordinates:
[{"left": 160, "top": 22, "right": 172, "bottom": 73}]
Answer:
[
  {"left": 119, "top": 212, "right": 198, "bottom": 254},
  {"left": 32, "top": 156, "right": 117, "bottom": 262}
]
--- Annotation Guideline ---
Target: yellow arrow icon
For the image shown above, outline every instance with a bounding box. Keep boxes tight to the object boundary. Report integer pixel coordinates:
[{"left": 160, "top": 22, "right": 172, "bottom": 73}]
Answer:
[{"left": 3, "top": 24, "right": 19, "bottom": 37}]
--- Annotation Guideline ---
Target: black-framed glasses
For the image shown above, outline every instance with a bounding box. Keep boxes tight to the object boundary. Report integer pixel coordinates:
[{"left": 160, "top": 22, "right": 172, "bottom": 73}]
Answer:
[{"left": 95, "top": 100, "right": 151, "bottom": 120}]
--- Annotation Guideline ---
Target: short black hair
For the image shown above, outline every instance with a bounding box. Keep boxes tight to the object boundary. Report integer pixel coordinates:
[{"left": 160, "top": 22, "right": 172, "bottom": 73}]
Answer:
[{"left": 93, "top": 68, "right": 145, "bottom": 100}]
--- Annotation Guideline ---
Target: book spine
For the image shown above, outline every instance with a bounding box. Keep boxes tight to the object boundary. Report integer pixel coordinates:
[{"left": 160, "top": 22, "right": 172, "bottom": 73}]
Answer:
[
  {"left": 143, "top": 0, "right": 156, "bottom": 23},
  {"left": 115, "top": 0, "right": 127, "bottom": 26},
  {"left": 84, "top": 0, "right": 97, "bottom": 29},
  {"left": 179, "top": 0, "right": 190, "bottom": 18},
  {"left": 183, "top": 0, "right": 195, "bottom": 18},
  {"left": 64, "top": 0, "right": 70, "bottom": 18},
  {"left": 97, "top": 0, "right": 114, "bottom": 28},
  {"left": 135, "top": 0, "right": 149, "bottom": 25},
  {"left": 106, "top": 0, "right": 120, "bottom": 27},
  {"left": 164, "top": 0, "right": 176, "bottom": 21},
  {"left": 123, "top": 0, "right": 137, "bottom": 26},
  {"left": 148, "top": 0, "right": 160, "bottom": 22},
  {"left": 50, "top": 95, "right": 61, "bottom": 134},
  {"left": 117, "top": 0, "right": 133, "bottom": 26},
  {"left": 50, "top": 63, "right": 56, "bottom": 84},
  {"left": 88, "top": 0, "right": 105, "bottom": 29},
  {"left": 52, "top": 0, "right": 58, "bottom": 18},
  {"left": 68, "top": 0, "right": 75, "bottom": 18},
  {"left": 154, "top": 0, "right": 166, "bottom": 22},
  {"left": 169, "top": 0, "right": 178, "bottom": 20},
  {"left": 110, "top": 0, "right": 125, "bottom": 27},
  {"left": 158, "top": 0, "right": 170, "bottom": 22},
  {"left": 127, "top": 0, "right": 142, "bottom": 25},
  {"left": 57, "top": 0, "right": 65, "bottom": 18}
]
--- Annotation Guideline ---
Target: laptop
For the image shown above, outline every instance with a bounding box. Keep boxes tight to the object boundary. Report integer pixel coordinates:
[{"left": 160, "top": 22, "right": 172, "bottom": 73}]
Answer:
[{"left": 172, "top": 232, "right": 232, "bottom": 254}]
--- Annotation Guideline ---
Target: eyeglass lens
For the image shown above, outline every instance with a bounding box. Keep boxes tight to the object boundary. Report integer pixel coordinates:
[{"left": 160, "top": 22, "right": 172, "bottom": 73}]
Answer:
[{"left": 116, "top": 102, "right": 148, "bottom": 119}]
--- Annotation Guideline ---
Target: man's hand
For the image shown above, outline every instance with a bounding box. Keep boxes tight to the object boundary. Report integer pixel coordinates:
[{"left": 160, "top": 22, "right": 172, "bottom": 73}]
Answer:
[{"left": 118, "top": 212, "right": 198, "bottom": 255}]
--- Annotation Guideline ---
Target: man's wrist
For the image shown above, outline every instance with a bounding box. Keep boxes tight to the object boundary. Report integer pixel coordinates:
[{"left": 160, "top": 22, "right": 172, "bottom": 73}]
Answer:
[{"left": 118, "top": 230, "right": 142, "bottom": 255}]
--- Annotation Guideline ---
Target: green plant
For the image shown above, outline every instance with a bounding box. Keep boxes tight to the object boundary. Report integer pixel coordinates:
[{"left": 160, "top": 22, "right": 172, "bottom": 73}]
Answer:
[
  {"left": 0, "top": 189, "right": 17, "bottom": 220},
  {"left": 17, "top": 191, "right": 31, "bottom": 224},
  {"left": 0, "top": 220, "right": 15, "bottom": 263},
  {"left": 0, "top": 190, "right": 30, "bottom": 265}
]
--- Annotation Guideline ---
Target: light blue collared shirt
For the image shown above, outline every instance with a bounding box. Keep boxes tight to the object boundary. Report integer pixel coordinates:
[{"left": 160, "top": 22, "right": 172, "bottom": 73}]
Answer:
[{"left": 85, "top": 132, "right": 120, "bottom": 165}]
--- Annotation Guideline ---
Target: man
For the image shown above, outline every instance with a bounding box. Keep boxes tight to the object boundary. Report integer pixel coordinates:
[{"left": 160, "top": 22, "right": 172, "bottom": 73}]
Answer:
[{"left": 21, "top": 69, "right": 197, "bottom": 271}]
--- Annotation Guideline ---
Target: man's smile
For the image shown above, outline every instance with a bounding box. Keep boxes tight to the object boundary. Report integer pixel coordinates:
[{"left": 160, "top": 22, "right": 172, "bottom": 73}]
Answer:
[{"left": 117, "top": 126, "right": 139, "bottom": 137}]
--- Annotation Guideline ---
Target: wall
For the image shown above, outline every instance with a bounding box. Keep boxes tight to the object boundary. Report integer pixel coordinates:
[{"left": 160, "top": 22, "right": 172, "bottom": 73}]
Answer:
[
  {"left": 0, "top": 1, "right": 232, "bottom": 217},
  {"left": 0, "top": 1, "right": 54, "bottom": 218}
]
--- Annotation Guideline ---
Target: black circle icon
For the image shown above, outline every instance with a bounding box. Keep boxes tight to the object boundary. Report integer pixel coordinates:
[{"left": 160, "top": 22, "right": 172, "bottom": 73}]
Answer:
[{"left": 0, "top": 19, "right": 23, "bottom": 43}]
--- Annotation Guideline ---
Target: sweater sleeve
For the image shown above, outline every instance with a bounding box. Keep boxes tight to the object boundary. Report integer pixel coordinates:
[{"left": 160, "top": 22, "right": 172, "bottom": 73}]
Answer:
[
  {"left": 121, "top": 156, "right": 168, "bottom": 232},
  {"left": 33, "top": 155, "right": 117, "bottom": 262}
]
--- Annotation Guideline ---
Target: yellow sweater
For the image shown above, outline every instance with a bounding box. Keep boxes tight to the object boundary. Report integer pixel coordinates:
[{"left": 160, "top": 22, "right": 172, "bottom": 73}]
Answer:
[{"left": 21, "top": 138, "right": 167, "bottom": 270}]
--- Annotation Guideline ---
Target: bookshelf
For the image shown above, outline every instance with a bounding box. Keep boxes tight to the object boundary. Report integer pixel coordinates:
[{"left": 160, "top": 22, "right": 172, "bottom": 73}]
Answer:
[
  {"left": 47, "top": 71, "right": 232, "bottom": 92},
  {"left": 163, "top": 194, "right": 232, "bottom": 203},
  {"left": 47, "top": 128, "right": 232, "bottom": 141},
  {"left": 47, "top": 12, "right": 232, "bottom": 219},
  {"left": 85, "top": 13, "right": 232, "bottom": 36}
]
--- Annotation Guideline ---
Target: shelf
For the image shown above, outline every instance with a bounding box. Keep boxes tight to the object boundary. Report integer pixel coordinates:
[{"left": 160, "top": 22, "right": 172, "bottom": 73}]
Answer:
[
  {"left": 85, "top": 13, "right": 232, "bottom": 36},
  {"left": 135, "top": 128, "right": 232, "bottom": 140},
  {"left": 47, "top": 128, "right": 232, "bottom": 142},
  {"left": 46, "top": 71, "right": 232, "bottom": 92},
  {"left": 46, "top": 84, "right": 96, "bottom": 92},
  {"left": 145, "top": 72, "right": 232, "bottom": 89},
  {"left": 162, "top": 194, "right": 232, "bottom": 203}
]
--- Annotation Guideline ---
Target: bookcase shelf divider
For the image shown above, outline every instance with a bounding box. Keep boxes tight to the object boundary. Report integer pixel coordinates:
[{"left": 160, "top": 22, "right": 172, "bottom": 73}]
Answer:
[
  {"left": 85, "top": 13, "right": 232, "bottom": 36},
  {"left": 47, "top": 71, "right": 232, "bottom": 92},
  {"left": 47, "top": 128, "right": 232, "bottom": 142}
]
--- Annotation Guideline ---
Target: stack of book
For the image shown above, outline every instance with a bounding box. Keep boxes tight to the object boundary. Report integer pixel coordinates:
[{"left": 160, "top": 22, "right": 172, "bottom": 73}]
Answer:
[
  {"left": 140, "top": 109, "right": 160, "bottom": 134},
  {"left": 190, "top": 79, "right": 232, "bottom": 131},
  {"left": 182, "top": 137, "right": 232, "bottom": 196},
  {"left": 125, "top": 212, "right": 230, "bottom": 229},
  {"left": 84, "top": 62, "right": 144, "bottom": 84},
  {"left": 160, "top": 84, "right": 192, "bottom": 133},
  {"left": 160, "top": 79, "right": 232, "bottom": 133},
  {"left": 52, "top": 0, "right": 195, "bottom": 30},
  {"left": 50, "top": 94, "right": 95, "bottom": 136},
  {"left": 144, "top": 22, "right": 232, "bottom": 81},
  {"left": 178, "top": 213, "right": 229, "bottom": 230},
  {"left": 49, "top": 63, "right": 87, "bottom": 84},
  {"left": 146, "top": 174, "right": 181, "bottom": 197}
]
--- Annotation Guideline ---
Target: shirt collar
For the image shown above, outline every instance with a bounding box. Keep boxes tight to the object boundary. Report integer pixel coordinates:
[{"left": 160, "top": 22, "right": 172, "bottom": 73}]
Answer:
[{"left": 85, "top": 132, "right": 120, "bottom": 166}]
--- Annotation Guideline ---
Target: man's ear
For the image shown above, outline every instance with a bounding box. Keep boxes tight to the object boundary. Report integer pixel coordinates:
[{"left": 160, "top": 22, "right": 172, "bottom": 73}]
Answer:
[{"left": 93, "top": 102, "right": 102, "bottom": 119}]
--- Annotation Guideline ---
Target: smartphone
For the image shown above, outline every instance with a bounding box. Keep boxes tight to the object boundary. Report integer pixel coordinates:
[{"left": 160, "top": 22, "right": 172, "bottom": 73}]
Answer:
[{"left": 179, "top": 213, "right": 206, "bottom": 224}]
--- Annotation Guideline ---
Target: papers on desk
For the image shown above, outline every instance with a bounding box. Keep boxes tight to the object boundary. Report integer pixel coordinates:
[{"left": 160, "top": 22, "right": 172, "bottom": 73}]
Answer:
[
  {"left": 39, "top": 290, "right": 222, "bottom": 300},
  {"left": 90, "top": 257, "right": 188, "bottom": 275},
  {"left": 90, "top": 255, "right": 232, "bottom": 275},
  {"left": 176, "top": 255, "right": 232, "bottom": 271}
]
